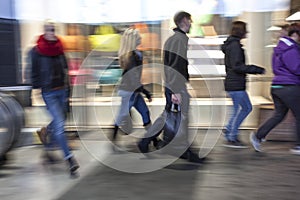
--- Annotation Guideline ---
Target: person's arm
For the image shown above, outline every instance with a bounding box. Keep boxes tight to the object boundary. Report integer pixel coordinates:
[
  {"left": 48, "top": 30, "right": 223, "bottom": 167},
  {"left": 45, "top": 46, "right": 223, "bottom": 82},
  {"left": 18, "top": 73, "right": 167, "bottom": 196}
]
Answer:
[
  {"left": 282, "top": 47, "right": 300, "bottom": 75},
  {"left": 230, "top": 42, "right": 265, "bottom": 74},
  {"left": 31, "top": 48, "right": 41, "bottom": 89}
]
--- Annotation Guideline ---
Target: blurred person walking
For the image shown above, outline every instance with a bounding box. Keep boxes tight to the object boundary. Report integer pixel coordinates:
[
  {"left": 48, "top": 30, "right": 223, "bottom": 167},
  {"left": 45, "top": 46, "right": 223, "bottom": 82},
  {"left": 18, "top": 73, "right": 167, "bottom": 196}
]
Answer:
[
  {"left": 221, "top": 21, "right": 265, "bottom": 148},
  {"left": 250, "top": 23, "right": 300, "bottom": 154},
  {"left": 112, "top": 28, "right": 156, "bottom": 148},
  {"left": 31, "top": 20, "right": 79, "bottom": 174},
  {"left": 138, "top": 11, "right": 204, "bottom": 163}
]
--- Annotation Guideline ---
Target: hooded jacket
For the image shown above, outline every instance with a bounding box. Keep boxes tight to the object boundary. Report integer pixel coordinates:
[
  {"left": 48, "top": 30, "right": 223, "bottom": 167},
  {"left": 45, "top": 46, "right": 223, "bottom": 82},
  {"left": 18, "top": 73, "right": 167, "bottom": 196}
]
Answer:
[
  {"left": 272, "top": 36, "right": 300, "bottom": 85},
  {"left": 221, "top": 36, "right": 264, "bottom": 91}
]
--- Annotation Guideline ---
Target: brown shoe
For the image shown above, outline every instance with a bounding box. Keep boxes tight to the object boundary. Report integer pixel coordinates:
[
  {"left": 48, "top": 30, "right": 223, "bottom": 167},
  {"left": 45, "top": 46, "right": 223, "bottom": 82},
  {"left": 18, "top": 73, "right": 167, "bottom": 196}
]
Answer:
[
  {"left": 68, "top": 140, "right": 80, "bottom": 150},
  {"left": 36, "top": 127, "right": 47, "bottom": 144}
]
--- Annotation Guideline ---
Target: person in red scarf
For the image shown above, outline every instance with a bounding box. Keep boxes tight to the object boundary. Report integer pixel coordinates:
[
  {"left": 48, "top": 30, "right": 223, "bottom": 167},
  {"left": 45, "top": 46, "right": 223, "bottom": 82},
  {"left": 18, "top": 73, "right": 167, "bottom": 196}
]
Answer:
[{"left": 31, "top": 21, "right": 79, "bottom": 175}]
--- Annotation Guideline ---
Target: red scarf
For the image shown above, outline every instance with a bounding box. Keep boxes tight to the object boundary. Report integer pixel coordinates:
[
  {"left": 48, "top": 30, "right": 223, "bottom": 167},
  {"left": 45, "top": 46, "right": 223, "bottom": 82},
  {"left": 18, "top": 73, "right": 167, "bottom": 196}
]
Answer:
[{"left": 36, "top": 35, "right": 64, "bottom": 56}]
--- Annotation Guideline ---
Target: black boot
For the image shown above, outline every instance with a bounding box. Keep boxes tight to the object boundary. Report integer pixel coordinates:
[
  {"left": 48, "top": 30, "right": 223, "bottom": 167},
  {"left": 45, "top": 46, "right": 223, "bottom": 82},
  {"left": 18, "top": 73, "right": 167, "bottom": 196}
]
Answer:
[
  {"left": 68, "top": 156, "right": 79, "bottom": 173},
  {"left": 138, "top": 137, "right": 153, "bottom": 153},
  {"left": 181, "top": 149, "right": 205, "bottom": 164},
  {"left": 112, "top": 125, "right": 119, "bottom": 141}
]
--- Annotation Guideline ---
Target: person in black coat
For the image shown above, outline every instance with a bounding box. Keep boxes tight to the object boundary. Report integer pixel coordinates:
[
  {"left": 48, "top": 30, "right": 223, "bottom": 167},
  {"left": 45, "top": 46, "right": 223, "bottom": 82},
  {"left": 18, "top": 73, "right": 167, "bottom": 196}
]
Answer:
[
  {"left": 138, "top": 11, "right": 204, "bottom": 163},
  {"left": 221, "top": 21, "right": 265, "bottom": 148}
]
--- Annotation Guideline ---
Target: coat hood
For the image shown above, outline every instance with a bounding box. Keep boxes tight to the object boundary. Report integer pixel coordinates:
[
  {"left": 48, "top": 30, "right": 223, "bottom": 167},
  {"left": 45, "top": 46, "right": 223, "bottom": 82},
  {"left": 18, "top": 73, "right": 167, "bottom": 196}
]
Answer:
[
  {"left": 273, "top": 36, "right": 297, "bottom": 55},
  {"left": 221, "top": 36, "right": 241, "bottom": 53}
]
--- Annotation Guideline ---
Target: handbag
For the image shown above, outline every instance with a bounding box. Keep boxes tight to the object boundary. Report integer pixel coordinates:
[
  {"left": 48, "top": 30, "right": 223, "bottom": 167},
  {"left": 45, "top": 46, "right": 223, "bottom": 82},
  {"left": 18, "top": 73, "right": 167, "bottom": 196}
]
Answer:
[{"left": 163, "top": 103, "right": 181, "bottom": 144}]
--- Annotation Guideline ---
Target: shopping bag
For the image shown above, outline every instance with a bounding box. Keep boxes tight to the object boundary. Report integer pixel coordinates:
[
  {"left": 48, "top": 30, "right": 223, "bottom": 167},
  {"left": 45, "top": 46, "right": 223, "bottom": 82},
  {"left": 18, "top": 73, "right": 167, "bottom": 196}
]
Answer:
[{"left": 163, "top": 104, "right": 181, "bottom": 144}]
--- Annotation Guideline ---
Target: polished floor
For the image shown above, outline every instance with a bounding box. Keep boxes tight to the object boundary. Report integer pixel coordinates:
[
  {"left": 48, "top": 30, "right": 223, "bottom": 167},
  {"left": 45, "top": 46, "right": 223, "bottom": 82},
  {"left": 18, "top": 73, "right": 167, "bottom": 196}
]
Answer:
[{"left": 1, "top": 129, "right": 300, "bottom": 200}]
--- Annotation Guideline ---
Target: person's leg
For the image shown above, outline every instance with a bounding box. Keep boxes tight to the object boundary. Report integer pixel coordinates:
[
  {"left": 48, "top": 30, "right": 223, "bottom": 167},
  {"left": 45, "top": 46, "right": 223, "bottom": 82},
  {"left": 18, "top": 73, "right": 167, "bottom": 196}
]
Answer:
[
  {"left": 42, "top": 90, "right": 72, "bottom": 159},
  {"left": 112, "top": 90, "right": 133, "bottom": 141},
  {"left": 42, "top": 89, "right": 79, "bottom": 172},
  {"left": 132, "top": 93, "right": 151, "bottom": 126},
  {"left": 231, "top": 91, "right": 252, "bottom": 141},
  {"left": 115, "top": 90, "right": 133, "bottom": 126},
  {"left": 138, "top": 112, "right": 165, "bottom": 153},
  {"left": 226, "top": 91, "right": 240, "bottom": 141},
  {"left": 279, "top": 86, "right": 300, "bottom": 147},
  {"left": 256, "top": 88, "right": 289, "bottom": 140}
]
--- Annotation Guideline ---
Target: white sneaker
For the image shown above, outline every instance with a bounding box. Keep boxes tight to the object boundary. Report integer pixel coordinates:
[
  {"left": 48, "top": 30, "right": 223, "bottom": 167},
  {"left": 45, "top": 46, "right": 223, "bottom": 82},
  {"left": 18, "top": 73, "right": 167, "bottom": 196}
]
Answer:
[
  {"left": 290, "top": 146, "right": 300, "bottom": 155},
  {"left": 250, "top": 132, "right": 262, "bottom": 152}
]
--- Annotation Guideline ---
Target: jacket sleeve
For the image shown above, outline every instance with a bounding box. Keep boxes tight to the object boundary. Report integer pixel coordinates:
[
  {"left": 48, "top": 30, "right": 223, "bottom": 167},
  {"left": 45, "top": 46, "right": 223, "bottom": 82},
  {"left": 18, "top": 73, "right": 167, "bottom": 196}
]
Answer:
[
  {"left": 230, "top": 42, "right": 265, "bottom": 74},
  {"left": 282, "top": 47, "right": 300, "bottom": 75},
  {"left": 164, "top": 40, "right": 189, "bottom": 93},
  {"left": 31, "top": 48, "right": 41, "bottom": 89},
  {"left": 60, "top": 54, "right": 70, "bottom": 87}
]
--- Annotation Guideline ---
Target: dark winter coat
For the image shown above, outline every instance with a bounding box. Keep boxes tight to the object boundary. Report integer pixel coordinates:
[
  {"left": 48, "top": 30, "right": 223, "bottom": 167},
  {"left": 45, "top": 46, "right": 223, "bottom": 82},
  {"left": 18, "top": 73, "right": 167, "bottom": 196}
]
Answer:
[
  {"left": 31, "top": 47, "right": 68, "bottom": 92},
  {"left": 163, "top": 28, "right": 189, "bottom": 93},
  {"left": 221, "top": 36, "right": 265, "bottom": 91}
]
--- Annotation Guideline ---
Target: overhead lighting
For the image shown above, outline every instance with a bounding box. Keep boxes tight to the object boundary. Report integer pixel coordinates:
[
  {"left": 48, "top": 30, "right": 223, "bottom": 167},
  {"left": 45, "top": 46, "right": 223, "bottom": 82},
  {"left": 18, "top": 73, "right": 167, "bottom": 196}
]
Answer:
[{"left": 286, "top": 11, "right": 300, "bottom": 21}]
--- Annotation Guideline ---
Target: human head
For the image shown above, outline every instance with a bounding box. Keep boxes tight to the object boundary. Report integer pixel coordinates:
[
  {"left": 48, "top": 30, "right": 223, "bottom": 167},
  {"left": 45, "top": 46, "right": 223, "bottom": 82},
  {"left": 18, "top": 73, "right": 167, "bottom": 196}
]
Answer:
[
  {"left": 279, "top": 24, "right": 290, "bottom": 37},
  {"left": 231, "top": 21, "right": 247, "bottom": 39},
  {"left": 43, "top": 19, "right": 56, "bottom": 41},
  {"left": 173, "top": 11, "right": 192, "bottom": 33},
  {"left": 287, "top": 23, "right": 300, "bottom": 43},
  {"left": 118, "top": 28, "right": 141, "bottom": 57}
]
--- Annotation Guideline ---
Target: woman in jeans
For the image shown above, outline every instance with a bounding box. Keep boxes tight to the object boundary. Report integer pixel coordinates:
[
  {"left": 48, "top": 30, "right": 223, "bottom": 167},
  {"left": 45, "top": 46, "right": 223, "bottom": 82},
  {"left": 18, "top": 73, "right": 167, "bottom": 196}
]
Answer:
[
  {"left": 221, "top": 21, "right": 265, "bottom": 148},
  {"left": 112, "top": 28, "right": 156, "bottom": 147},
  {"left": 250, "top": 23, "right": 300, "bottom": 154}
]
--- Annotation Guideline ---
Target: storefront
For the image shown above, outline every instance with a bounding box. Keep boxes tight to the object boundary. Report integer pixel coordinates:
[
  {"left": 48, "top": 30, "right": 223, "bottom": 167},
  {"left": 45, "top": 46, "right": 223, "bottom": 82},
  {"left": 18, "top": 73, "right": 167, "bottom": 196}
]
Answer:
[{"left": 0, "top": 0, "right": 297, "bottom": 129}]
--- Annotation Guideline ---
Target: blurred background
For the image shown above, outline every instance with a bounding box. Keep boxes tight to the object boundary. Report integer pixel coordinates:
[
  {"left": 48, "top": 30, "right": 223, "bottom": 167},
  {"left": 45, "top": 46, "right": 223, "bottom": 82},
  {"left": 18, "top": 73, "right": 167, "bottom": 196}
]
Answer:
[{"left": 0, "top": 0, "right": 300, "bottom": 154}]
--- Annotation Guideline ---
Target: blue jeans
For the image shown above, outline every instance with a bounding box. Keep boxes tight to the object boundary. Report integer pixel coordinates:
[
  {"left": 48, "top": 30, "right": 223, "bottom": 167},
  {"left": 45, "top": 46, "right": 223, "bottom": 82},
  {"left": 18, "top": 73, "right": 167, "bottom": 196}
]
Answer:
[
  {"left": 42, "top": 89, "right": 72, "bottom": 160},
  {"left": 226, "top": 91, "right": 252, "bottom": 141},
  {"left": 115, "top": 90, "right": 150, "bottom": 126}
]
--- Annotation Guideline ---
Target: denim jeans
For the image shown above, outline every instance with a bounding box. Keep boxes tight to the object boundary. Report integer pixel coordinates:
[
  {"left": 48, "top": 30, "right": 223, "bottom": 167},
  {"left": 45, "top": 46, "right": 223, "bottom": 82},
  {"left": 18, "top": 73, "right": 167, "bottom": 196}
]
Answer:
[
  {"left": 256, "top": 86, "right": 300, "bottom": 145},
  {"left": 115, "top": 90, "right": 150, "bottom": 127},
  {"left": 42, "top": 89, "right": 72, "bottom": 160},
  {"left": 226, "top": 90, "right": 252, "bottom": 141}
]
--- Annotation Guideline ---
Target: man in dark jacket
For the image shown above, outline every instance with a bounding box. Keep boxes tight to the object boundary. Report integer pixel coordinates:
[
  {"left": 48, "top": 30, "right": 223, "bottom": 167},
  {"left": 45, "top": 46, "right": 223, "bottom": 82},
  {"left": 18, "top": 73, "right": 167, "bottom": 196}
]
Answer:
[
  {"left": 138, "top": 11, "right": 204, "bottom": 163},
  {"left": 221, "top": 21, "right": 265, "bottom": 148},
  {"left": 31, "top": 20, "right": 79, "bottom": 174}
]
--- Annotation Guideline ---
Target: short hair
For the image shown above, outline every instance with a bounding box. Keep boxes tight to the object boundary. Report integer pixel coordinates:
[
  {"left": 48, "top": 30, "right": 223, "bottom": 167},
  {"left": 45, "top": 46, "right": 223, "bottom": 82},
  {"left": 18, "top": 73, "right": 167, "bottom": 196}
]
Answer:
[
  {"left": 173, "top": 11, "right": 191, "bottom": 27},
  {"left": 287, "top": 23, "right": 300, "bottom": 36},
  {"left": 231, "top": 21, "right": 247, "bottom": 38}
]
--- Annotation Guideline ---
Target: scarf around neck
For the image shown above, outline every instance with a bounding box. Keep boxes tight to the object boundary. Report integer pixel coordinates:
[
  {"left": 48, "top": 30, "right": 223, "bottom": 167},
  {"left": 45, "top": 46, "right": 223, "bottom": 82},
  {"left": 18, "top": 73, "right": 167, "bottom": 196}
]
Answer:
[{"left": 36, "top": 34, "right": 64, "bottom": 56}]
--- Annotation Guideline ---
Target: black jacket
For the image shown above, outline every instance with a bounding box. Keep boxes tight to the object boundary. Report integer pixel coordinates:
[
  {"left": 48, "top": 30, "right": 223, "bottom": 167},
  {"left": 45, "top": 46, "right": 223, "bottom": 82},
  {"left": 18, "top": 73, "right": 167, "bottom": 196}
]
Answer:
[
  {"left": 118, "top": 50, "right": 152, "bottom": 99},
  {"left": 31, "top": 47, "right": 68, "bottom": 92},
  {"left": 221, "top": 36, "right": 264, "bottom": 91},
  {"left": 163, "top": 28, "right": 189, "bottom": 93},
  {"left": 118, "top": 50, "right": 143, "bottom": 92}
]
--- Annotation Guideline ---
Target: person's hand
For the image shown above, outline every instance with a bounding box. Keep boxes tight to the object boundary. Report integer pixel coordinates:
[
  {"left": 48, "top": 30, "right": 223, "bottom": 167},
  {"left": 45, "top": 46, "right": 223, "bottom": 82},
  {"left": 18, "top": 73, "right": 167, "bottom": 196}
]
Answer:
[{"left": 171, "top": 93, "right": 182, "bottom": 104}]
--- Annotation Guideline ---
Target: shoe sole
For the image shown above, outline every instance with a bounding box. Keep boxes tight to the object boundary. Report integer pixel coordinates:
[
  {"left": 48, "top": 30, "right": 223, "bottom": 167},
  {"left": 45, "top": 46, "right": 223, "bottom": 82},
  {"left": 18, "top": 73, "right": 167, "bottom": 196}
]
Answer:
[
  {"left": 70, "top": 165, "right": 80, "bottom": 172},
  {"left": 249, "top": 132, "right": 262, "bottom": 152},
  {"left": 222, "top": 144, "right": 248, "bottom": 149},
  {"left": 290, "top": 150, "right": 300, "bottom": 155}
]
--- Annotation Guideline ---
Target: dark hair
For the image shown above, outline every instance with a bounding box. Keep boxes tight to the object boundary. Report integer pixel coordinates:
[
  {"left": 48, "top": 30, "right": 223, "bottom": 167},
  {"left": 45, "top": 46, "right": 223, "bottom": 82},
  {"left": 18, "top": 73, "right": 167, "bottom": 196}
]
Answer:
[
  {"left": 231, "top": 21, "right": 247, "bottom": 38},
  {"left": 287, "top": 23, "right": 300, "bottom": 36},
  {"left": 173, "top": 11, "right": 191, "bottom": 27}
]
